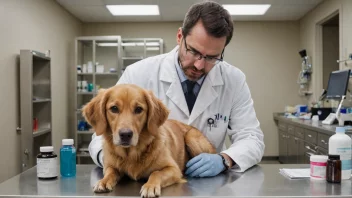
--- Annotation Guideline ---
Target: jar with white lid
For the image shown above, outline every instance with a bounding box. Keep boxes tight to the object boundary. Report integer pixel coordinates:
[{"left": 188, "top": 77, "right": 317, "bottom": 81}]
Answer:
[{"left": 310, "top": 155, "right": 328, "bottom": 180}]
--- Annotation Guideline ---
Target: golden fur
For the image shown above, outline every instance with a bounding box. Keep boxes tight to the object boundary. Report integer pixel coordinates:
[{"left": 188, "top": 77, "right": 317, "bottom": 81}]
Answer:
[{"left": 82, "top": 84, "right": 216, "bottom": 197}]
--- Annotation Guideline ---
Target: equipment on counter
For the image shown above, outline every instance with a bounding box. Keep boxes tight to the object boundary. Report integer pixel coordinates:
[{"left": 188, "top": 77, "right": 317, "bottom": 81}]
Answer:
[
  {"left": 311, "top": 107, "right": 332, "bottom": 121},
  {"left": 322, "top": 69, "right": 351, "bottom": 126},
  {"left": 297, "top": 49, "right": 312, "bottom": 96}
]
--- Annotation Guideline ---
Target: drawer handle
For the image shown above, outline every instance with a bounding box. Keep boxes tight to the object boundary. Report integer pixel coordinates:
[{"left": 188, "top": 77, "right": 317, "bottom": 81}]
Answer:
[
  {"left": 305, "top": 146, "right": 316, "bottom": 153},
  {"left": 308, "top": 134, "right": 312, "bottom": 138},
  {"left": 321, "top": 140, "right": 328, "bottom": 145},
  {"left": 306, "top": 152, "right": 315, "bottom": 157}
]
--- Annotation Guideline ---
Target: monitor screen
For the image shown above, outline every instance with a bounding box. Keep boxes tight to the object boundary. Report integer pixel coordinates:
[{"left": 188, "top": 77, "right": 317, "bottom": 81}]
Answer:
[{"left": 326, "top": 69, "right": 350, "bottom": 99}]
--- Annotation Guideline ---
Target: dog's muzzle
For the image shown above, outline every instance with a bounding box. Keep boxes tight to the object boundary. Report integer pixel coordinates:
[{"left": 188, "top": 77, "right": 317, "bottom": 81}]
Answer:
[{"left": 119, "top": 128, "right": 133, "bottom": 145}]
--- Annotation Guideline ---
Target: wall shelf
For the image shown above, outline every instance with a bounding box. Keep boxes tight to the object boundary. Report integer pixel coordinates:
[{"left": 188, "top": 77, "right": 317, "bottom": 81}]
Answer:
[
  {"left": 77, "top": 131, "right": 94, "bottom": 135},
  {"left": 77, "top": 73, "right": 93, "bottom": 76},
  {"left": 73, "top": 37, "right": 163, "bottom": 164},
  {"left": 33, "top": 128, "right": 51, "bottom": 137},
  {"left": 33, "top": 98, "right": 51, "bottom": 103},
  {"left": 95, "top": 73, "right": 119, "bottom": 76},
  {"left": 20, "top": 50, "right": 52, "bottom": 171}
]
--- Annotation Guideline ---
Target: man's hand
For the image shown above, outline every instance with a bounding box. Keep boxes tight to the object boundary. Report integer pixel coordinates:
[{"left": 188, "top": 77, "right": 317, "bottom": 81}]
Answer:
[{"left": 185, "top": 153, "right": 224, "bottom": 177}]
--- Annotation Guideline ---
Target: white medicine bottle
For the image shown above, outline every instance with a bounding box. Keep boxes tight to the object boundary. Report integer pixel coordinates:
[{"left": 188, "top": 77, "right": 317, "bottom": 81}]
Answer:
[{"left": 328, "top": 127, "right": 351, "bottom": 180}]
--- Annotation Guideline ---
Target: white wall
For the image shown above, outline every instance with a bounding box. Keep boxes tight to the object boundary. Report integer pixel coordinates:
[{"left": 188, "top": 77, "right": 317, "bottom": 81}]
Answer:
[
  {"left": 300, "top": 0, "right": 352, "bottom": 102},
  {"left": 0, "top": 0, "right": 82, "bottom": 182},
  {"left": 83, "top": 21, "right": 303, "bottom": 156}
]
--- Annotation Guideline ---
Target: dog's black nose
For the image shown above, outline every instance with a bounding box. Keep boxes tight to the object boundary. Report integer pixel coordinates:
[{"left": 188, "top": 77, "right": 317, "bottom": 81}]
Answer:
[{"left": 119, "top": 128, "right": 133, "bottom": 142}]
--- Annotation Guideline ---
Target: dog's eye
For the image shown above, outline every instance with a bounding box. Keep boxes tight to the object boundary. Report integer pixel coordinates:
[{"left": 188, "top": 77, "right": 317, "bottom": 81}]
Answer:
[
  {"left": 110, "top": 106, "right": 119, "bottom": 113},
  {"left": 134, "top": 107, "right": 143, "bottom": 114}
]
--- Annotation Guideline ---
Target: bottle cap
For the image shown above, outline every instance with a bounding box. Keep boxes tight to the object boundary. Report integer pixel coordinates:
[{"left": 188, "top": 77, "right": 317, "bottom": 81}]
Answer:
[
  {"left": 62, "top": 139, "right": 74, "bottom": 146},
  {"left": 40, "top": 146, "right": 54, "bottom": 152},
  {"left": 328, "top": 155, "right": 340, "bottom": 160},
  {"left": 335, "top": 127, "right": 346, "bottom": 133},
  {"left": 310, "top": 155, "right": 328, "bottom": 163}
]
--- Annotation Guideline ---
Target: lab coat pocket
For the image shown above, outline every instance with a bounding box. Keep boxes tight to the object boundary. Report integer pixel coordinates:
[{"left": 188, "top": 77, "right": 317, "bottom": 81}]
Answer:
[{"left": 205, "top": 120, "right": 227, "bottom": 148}]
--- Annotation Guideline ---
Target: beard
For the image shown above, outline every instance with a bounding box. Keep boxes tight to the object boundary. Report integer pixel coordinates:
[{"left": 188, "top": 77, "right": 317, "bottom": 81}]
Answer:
[{"left": 178, "top": 52, "right": 206, "bottom": 81}]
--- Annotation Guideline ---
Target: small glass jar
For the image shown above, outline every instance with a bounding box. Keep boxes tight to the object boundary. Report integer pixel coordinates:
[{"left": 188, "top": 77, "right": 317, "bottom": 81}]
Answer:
[
  {"left": 326, "top": 154, "right": 341, "bottom": 183},
  {"left": 37, "top": 146, "right": 58, "bottom": 179}
]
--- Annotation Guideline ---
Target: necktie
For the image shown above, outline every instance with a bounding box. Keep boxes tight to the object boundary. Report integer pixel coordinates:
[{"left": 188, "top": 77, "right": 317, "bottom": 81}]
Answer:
[{"left": 185, "top": 80, "right": 197, "bottom": 114}]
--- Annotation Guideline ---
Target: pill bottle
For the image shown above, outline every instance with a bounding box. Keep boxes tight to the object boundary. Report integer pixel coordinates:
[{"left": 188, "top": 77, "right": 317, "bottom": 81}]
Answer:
[{"left": 37, "top": 146, "right": 58, "bottom": 179}]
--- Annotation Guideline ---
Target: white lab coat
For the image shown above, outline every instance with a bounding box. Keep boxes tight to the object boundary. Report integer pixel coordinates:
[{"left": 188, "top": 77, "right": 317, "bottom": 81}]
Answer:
[{"left": 89, "top": 46, "right": 265, "bottom": 172}]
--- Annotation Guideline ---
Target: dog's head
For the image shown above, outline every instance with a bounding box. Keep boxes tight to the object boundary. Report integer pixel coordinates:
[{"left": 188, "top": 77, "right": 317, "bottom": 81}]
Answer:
[{"left": 82, "top": 84, "right": 169, "bottom": 148}]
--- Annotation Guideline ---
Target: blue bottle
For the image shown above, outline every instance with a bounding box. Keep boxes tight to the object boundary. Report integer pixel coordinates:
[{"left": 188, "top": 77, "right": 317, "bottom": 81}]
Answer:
[{"left": 60, "top": 139, "right": 76, "bottom": 177}]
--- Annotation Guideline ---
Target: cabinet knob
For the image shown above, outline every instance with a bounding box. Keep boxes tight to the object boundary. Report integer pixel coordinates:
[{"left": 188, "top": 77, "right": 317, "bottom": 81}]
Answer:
[
  {"left": 306, "top": 152, "right": 313, "bottom": 157},
  {"left": 321, "top": 140, "right": 328, "bottom": 145},
  {"left": 308, "top": 134, "right": 312, "bottom": 138},
  {"left": 305, "top": 145, "right": 316, "bottom": 153}
]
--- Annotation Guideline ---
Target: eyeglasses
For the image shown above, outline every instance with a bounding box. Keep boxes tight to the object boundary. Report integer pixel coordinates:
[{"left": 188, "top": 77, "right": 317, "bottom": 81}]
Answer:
[{"left": 183, "top": 38, "right": 224, "bottom": 65}]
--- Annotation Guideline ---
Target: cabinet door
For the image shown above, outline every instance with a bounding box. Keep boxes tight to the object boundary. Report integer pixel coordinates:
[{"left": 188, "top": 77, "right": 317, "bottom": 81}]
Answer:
[
  {"left": 295, "top": 127, "right": 305, "bottom": 139},
  {"left": 278, "top": 121, "right": 287, "bottom": 132},
  {"left": 297, "top": 138, "right": 306, "bottom": 164},
  {"left": 279, "top": 130, "right": 288, "bottom": 163},
  {"left": 287, "top": 135, "right": 298, "bottom": 163}
]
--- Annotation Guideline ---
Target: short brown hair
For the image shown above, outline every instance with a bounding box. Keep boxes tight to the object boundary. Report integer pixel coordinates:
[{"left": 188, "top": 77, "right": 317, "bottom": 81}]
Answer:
[{"left": 182, "top": 1, "right": 234, "bottom": 46}]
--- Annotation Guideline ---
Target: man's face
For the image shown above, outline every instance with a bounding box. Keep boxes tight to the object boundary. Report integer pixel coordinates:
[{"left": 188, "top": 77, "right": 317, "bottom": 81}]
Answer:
[{"left": 177, "top": 20, "right": 227, "bottom": 81}]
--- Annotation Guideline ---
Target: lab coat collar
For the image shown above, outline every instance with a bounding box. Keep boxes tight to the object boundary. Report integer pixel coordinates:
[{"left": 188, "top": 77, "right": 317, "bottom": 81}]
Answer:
[
  {"left": 161, "top": 46, "right": 189, "bottom": 116},
  {"left": 159, "top": 46, "right": 178, "bottom": 83},
  {"left": 160, "top": 46, "right": 225, "bottom": 122}
]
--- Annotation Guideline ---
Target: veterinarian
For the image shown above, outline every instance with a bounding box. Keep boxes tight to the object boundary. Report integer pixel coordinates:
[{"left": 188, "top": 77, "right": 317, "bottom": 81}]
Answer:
[{"left": 89, "top": 1, "right": 265, "bottom": 177}]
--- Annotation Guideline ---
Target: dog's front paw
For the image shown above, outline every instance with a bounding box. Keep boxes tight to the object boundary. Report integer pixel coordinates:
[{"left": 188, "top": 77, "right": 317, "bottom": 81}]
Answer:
[
  {"left": 93, "top": 179, "right": 116, "bottom": 193},
  {"left": 140, "top": 183, "right": 161, "bottom": 197}
]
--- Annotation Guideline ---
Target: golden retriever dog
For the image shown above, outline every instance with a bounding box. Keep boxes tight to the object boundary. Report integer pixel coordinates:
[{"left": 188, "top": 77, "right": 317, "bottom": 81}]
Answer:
[{"left": 82, "top": 84, "right": 216, "bottom": 197}]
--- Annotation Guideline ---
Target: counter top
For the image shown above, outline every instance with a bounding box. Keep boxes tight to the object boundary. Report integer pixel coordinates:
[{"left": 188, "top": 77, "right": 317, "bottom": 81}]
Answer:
[
  {"left": 0, "top": 164, "right": 352, "bottom": 197},
  {"left": 273, "top": 112, "right": 352, "bottom": 135}
]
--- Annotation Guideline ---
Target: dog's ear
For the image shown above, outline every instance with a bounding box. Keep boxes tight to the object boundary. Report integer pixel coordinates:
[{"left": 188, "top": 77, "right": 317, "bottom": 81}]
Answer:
[
  {"left": 82, "top": 89, "right": 110, "bottom": 136},
  {"left": 144, "top": 90, "right": 169, "bottom": 134}
]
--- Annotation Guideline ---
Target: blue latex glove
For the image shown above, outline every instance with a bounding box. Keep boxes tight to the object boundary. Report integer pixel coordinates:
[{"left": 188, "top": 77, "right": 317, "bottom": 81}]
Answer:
[{"left": 185, "top": 153, "right": 224, "bottom": 177}]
